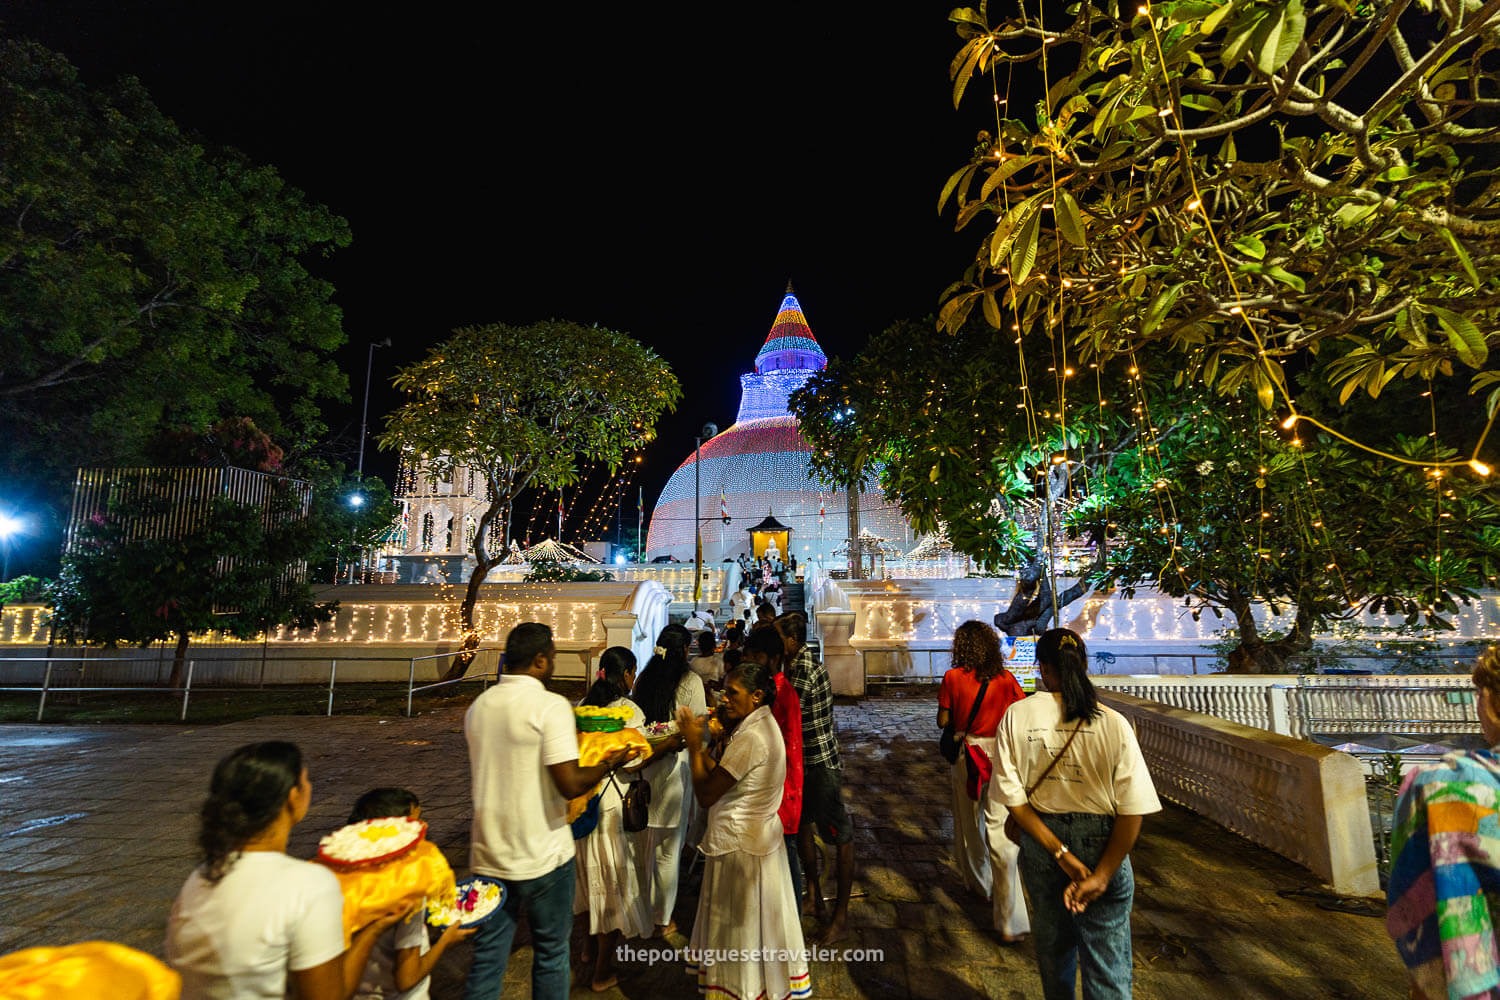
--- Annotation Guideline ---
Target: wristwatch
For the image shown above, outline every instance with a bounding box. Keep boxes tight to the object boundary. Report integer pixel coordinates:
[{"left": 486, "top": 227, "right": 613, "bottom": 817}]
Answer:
[{"left": 1053, "top": 843, "right": 1070, "bottom": 862}]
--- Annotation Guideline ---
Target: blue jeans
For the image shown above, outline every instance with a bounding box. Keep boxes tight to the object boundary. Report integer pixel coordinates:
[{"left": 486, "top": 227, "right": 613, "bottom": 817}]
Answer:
[
  {"left": 1017, "top": 812, "right": 1135, "bottom": 1000},
  {"left": 463, "top": 858, "right": 574, "bottom": 1000}
]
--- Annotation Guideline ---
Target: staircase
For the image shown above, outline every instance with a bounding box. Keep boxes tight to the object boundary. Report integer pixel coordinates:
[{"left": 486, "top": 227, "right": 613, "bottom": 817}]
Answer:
[{"left": 781, "top": 582, "right": 822, "bottom": 664}]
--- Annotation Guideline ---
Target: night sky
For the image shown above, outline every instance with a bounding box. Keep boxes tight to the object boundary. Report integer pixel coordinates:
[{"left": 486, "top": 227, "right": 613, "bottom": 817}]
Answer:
[{"left": 5, "top": 2, "right": 990, "bottom": 538}]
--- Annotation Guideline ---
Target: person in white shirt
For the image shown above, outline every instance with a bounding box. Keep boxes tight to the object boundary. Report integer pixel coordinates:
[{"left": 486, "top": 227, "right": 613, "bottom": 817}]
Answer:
[
  {"left": 678, "top": 662, "right": 810, "bottom": 1000},
  {"left": 688, "top": 629, "right": 725, "bottom": 686},
  {"left": 631, "top": 625, "right": 708, "bottom": 938},
  {"left": 463, "top": 623, "right": 640, "bottom": 1000},
  {"left": 728, "top": 583, "right": 754, "bottom": 624},
  {"left": 345, "top": 788, "right": 474, "bottom": 1000},
  {"left": 993, "top": 628, "right": 1162, "bottom": 1000},
  {"left": 167, "top": 741, "right": 410, "bottom": 1000}
]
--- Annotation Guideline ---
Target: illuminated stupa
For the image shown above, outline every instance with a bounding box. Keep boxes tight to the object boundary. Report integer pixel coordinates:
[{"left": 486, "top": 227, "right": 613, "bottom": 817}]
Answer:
[{"left": 645, "top": 286, "right": 908, "bottom": 563}]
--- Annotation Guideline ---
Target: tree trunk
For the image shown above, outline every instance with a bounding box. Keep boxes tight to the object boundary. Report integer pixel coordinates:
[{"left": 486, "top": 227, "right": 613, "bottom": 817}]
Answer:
[
  {"left": 166, "top": 631, "right": 190, "bottom": 689},
  {"left": 442, "top": 487, "right": 510, "bottom": 682},
  {"left": 1225, "top": 594, "right": 1315, "bottom": 674},
  {"left": 995, "top": 542, "right": 1106, "bottom": 637}
]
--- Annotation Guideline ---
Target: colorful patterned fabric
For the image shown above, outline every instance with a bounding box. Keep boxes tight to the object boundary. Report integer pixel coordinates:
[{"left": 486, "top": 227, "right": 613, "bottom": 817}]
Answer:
[{"left": 1387, "top": 748, "right": 1500, "bottom": 999}]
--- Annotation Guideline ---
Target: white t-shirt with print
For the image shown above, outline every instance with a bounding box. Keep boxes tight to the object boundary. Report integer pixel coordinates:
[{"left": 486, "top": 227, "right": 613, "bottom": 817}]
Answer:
[
  {"left": 353, "top": 909, "right": 430, "bottom": 1000},
  {"left": 166, "top": 851, "right": 345, "bottom": 1000},
  {"left": 993, "top": 692, "right": 1163, "bottom": 817},
  {"left": 698, "top": 705, "right": 785, "bottom": 858},
  {"left": 466, "top": 673, "right": 580, "bottom": 880}
]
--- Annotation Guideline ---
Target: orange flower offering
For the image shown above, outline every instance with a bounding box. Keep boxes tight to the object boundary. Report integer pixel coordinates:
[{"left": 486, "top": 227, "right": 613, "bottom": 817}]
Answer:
[{"left": 0, "top": 942, "right": 181, "bottom": 1000}]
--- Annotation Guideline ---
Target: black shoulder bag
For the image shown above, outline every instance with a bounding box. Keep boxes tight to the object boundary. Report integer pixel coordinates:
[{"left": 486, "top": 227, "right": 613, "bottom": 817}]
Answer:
[
  {"left": 609, "top": 771, "right": 651, "bottom": 833},
  {"left": 939, "top": 678, "right": 991, "bottom": 765}
]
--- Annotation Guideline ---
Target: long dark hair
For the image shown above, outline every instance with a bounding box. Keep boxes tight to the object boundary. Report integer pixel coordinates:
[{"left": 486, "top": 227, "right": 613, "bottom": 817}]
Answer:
[
  {"left": 952, "top": 620, "right": 1004, "bottom": 683},
  {"left": 583, "top": 646, "right": 636, "bottom": 708},
  {"left": 197, "top": 741, "right": 303, "bottom": 883},
  {"left": 633, "top": 624, "right": 692, "bottom": 724},
  {"left": 1037, "top": 627, "right": 1099, "bottom": 724}
]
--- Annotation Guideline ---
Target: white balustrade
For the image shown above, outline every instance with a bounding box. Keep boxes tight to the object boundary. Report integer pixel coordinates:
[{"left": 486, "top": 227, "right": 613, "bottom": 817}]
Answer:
[
  {"left": 1091, "top": 674, "right": 1478, "bottom": 740},
  {"left": 1102, "top": 690, "right": 1380, "bottom": 896}
]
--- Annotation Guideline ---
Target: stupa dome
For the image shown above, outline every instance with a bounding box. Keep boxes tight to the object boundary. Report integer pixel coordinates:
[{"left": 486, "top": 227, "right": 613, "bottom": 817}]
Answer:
[{"left": 645, "top": 286, "right": 908, "bottom": 563}]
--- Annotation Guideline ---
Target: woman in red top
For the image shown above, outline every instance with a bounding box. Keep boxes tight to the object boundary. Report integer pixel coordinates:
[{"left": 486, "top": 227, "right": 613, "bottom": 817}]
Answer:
[{"left": 937, "top": 620, "right": 1029, "bottom": 940}]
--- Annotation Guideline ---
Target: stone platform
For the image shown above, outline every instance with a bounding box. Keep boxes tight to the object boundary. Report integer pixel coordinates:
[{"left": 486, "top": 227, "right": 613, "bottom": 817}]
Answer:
[{"left": 0, "top": 694, "right": 1405, "bottom": 998}]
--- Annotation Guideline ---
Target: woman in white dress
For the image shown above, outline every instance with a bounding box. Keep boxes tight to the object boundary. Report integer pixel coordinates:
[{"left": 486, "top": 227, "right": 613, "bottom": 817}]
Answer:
[
  {"left": 678, "top": 662, "right": 811, "bottom": 1000},
  {"left": 573, "top": 646, "right": 654, "bottom": 992},
  {"left": 166, "top": 741, "right": 410, "bottom": 1000},
  {"left": 631, "top": 624, "right": 708, "bottom": 938}
]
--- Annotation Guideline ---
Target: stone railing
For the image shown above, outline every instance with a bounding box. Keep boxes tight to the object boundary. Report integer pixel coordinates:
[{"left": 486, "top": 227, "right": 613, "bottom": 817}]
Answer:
[
  {"left": 1092, "top": 674, "right": 1478, "bottom": 741},
  {"left": 1102, "top": 691, "right": 1380, "bottom": 897},
  {"left": 0, "top": 579, "right": 674, "bottom": 685}
]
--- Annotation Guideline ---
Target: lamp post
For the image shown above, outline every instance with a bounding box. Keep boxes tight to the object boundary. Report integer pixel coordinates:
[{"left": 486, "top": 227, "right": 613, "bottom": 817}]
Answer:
[
  {"left": 0, "top": 512, "right": 21, "bottom": 583},
  {"left": 357, "top": 338, "right": 393, "bottom": 479},
  {"left": 346, "top": 492, "right": 365, "bottom": 584},
  {"left": 693, "top": 422, "right": 718, "bottom": 613}
]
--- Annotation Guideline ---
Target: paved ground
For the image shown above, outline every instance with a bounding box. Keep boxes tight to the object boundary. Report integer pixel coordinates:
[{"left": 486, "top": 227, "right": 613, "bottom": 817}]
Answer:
[{"left": 0, "top": 692, "right": 1406, "bottom": 998}]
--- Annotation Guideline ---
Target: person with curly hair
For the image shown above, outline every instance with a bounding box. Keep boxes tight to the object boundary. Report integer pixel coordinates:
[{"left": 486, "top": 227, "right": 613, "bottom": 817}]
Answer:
[
  {"left": 937, "top": 620, "right": 1029, "bottom": 940},
  {"left": 167, "top": 741, "right": 410, "bottom": 1000},
  {"left": 1388, "top": 645, "right": 1500, "bottom": 999}
]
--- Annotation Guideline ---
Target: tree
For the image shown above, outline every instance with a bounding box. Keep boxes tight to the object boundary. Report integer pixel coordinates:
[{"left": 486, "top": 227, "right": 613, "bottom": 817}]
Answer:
[
  {"left": 379, "top": 321, "right": 679, "bottom": 676},
  {"left": 791, "top": 316, "right": 1172, "bottom": 633},
  {"left": 1105, "top": 401, "right": 1500, "bottom": 671},
  {"left": 49, "top": 489, "right": 336, "bottom": 687},
  {"left": 305, "top": 472, "right": 402, "bottom": 584},
  {"left": 0, "top": 41, "right": 351, "bottom": 542},
  {"left": 939, "top": 0, "right": 1500, "bottom": 433}
]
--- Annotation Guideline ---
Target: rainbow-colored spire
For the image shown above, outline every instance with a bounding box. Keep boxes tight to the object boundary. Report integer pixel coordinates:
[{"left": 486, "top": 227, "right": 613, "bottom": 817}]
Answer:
[{"left": 754, "top": 282, "right": 827, "bottom": 374}]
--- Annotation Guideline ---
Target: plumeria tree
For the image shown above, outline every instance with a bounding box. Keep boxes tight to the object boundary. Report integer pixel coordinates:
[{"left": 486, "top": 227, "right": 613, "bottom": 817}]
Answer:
[
  {"left": 1105, "top": 402, "right": 1500, "bottom": 671},
  {"left": 379, "top": 321, "right": 678, "bottom": 676},
  {"left": 792, "top": 316, "right": 1182, "bottom": 633},
  {"left": 939, "top": 0, "right": 1500, "bottom": 440}
]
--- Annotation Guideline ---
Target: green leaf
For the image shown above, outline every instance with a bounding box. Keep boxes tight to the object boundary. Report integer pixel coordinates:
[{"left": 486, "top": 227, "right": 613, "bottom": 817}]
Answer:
[
  {"left": 1430, "top": 305, "right": 1489, "bottom": 369},
  {"left": 1109, "top": 105, "right": 1159, "bottom": 126},
  {"left": 1442, "top": 228, "right": 1482, "bottom": 288},
  {"left": 1265, "top": 265, "right": 1305, "bottom": 292},
  {"left": 980, "top": 154, "right": 1039, "bottom": 200},
  {"left": 982, "top": 290, "right": 1004, "bottom": 329},
  {"left": 938, "top": 163, "right": 975, "bottom": 215},
  {"left": 952, "top": 39, "right": 985, "bottom": 108},
  {"left": 1332, "top": 202, "right": 1377, "bottom": 227},
  {"left": 1143, "top": 283, "right": 1185, "bottom": 335},
  {"left": 1231, "top": 236, "right": 1265, "bottom": 260},
  {"left": 1055, "top": 190, "right": 1087, "bottom": 248},
  {"left": 991, "top": 197, "right": 1038, "bottom": 266},
  {"left": 1010, "top": 208, "right": 1042, "bottom": 286},
  {"left": 949, "top": 7, "right": 988, "bottom": 26},
  {"left": 1200, "top": 1, "right": 1235, "bottom": 35},
  {"left": 1221, "top": 11, "right": 1267, "bottom": 66}
]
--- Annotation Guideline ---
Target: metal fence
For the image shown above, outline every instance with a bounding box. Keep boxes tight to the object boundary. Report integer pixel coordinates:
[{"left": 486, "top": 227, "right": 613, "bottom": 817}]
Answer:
[{"left": 0, "top": 648, "right": 503, "bottom": 722}]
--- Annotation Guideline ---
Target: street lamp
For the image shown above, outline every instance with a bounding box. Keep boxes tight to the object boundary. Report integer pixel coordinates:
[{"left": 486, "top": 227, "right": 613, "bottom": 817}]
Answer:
[
  {"left": 357, "top": 338, "right": 393, "bottom": 479},
  {"left": 693, "top": 422, "right": 718, "bottom": 613},
  {"left": 0, "top": 512, "right": 23, "bottom": 583}
]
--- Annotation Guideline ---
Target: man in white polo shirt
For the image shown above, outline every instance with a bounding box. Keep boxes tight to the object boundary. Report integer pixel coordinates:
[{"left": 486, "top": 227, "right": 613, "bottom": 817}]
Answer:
[{"left": 463, "top": 622, "right": 639, "bottom": 1000}]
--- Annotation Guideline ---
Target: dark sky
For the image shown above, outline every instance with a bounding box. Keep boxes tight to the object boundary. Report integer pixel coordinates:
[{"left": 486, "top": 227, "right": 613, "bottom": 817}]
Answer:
[{"left": 6, "top": 2, "right": 986, "bottom": 536}]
